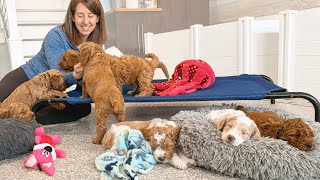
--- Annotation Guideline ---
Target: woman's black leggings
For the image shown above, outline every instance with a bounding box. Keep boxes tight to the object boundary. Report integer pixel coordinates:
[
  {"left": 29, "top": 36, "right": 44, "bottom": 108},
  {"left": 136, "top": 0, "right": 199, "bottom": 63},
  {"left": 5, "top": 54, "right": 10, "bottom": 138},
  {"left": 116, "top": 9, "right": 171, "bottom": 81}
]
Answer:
[{"left": 0, "top": 67, "right": 29, "bottom": 102}]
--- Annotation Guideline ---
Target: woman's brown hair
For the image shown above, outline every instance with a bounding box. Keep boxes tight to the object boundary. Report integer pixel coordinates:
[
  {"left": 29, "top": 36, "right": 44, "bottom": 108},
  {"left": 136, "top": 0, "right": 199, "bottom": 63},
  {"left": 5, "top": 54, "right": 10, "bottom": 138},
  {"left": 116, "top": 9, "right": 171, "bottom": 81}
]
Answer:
[{"left": 62, "top": 0, "right": 107, "bottom": 46}]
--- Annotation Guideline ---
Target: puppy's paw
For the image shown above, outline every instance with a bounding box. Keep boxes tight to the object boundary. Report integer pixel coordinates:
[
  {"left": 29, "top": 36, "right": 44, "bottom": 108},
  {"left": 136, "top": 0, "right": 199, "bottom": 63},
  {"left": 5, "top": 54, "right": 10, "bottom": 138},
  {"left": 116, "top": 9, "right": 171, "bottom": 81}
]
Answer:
[
  {"left": 127, "top": 90, "right": 135, "bottom": 95},
  {"left": 80, "top": 95, "right": 89, "bottom": 98},
  {"left": 57, "top": 92, "right": 68, "bottom": 97},
  {"left": 50, "top": 103, "right": 66, "bottom": 110},
  {"left": 170, "top": 155, "right": 189, "bottom": 170},
  {"left": 92, "top": 137, "right": 102, "bottom": 144},
  {"left": 116, "top": 114, "right": 125, "bottom": 122},
  {"left": 187, "top": 159, "right": 197, "bottom": 167},
  {"left": 174, "top": 161, "right": 188, "bottom": 170}
]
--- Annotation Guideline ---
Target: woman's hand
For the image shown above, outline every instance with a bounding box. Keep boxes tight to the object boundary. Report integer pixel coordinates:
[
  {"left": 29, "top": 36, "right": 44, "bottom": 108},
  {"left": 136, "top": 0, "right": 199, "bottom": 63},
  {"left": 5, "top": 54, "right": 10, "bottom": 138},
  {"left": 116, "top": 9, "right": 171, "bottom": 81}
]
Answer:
[{"left": 72, "top": 62, "right": 84, "bottom": 80}]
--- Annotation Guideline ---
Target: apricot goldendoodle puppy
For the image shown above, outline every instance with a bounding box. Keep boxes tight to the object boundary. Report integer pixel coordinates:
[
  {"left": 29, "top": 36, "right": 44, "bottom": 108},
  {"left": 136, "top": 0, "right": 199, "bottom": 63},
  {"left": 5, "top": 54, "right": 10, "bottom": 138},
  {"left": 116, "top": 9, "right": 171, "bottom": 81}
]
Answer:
[
  {"left": 78, "top": 42, "right": 125, "bottom": 144},
  {"left": 112, "top": 53, "right": 170, "bottom": 96},
  {"left": 236, "top": 105, "right": 315, "bottom": 151},
  {"left": 59, "top": 49, "right": 79, "bottom": 71},
  {"left": 0, "top": 69, "right": 67, "bottom": 121},
  {"left": 0, "top": 102, "right": 35, "bottom": 122},
  {"left": 59, "top": 49, "right": 170, "bottom": 96}
]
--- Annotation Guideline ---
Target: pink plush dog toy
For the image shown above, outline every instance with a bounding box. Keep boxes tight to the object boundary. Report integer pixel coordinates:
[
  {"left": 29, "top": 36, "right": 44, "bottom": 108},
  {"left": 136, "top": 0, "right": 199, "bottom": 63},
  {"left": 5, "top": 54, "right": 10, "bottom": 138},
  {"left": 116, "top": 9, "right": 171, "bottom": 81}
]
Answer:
[{"left": 23, "top": 127, "right": 66, "bottom": 176}]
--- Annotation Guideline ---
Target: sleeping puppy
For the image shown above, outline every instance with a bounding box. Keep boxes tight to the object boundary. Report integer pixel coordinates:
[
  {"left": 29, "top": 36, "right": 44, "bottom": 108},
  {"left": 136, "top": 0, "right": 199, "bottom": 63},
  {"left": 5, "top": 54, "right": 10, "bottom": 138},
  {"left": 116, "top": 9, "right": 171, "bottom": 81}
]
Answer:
[
  {"left": 102, "top": 118, "right": 197, "bottom": 170},
  {"left": 78, "top": 42, "right": 125, "bottom": 144},
  {"left": 0, "top": 102, "right": 35, "bottom": 122},
  {"left": 236, "top": 105, "right": 315, "bottom": 151},
  {"left": 207, "top": 109, "right": 261, "bottom": 146}
]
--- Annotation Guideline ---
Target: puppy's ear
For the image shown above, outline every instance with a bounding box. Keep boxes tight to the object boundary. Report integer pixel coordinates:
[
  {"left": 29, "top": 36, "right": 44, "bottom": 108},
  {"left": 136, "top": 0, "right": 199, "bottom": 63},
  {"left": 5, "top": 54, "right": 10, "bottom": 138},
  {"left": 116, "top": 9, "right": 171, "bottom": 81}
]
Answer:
[
  {"left": 213, "top": 116, "right": 228, "bottom": 131},
  {"left": 0, "top": 107, "right": 10, "bottom": 118},
  {"left": 79, "top": 44, "right": 92, "bottom": 66},
  {"left": 207, "top": 111, "right": 227, "bottom": 131},
  {"left": 101, "top": 128, "right": 115, "bottom": 149},
  {"left": 31, "top": 70, "right": 51, "bottom": 88},
  {"left": 235, "top": 105, "right": 245, "bottom": 112},
  {"left": 251, "top": 123, "right": 261, "bottom": 138}
]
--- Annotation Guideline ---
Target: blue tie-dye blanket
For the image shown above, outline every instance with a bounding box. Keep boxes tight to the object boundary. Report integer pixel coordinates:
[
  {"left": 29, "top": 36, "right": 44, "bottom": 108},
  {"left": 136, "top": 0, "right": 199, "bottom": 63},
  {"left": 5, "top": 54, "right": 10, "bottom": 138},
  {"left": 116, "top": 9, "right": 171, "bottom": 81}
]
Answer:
[{"left": 95, "top": 129, "right": 157, "bottom": 180}]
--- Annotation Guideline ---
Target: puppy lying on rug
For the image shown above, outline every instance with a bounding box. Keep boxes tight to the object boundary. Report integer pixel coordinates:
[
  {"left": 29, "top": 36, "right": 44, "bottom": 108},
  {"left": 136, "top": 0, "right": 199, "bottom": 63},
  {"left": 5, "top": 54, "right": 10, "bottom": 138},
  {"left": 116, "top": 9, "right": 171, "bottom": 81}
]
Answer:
[
  {"left": 59, "top": 48, "right": 170, "bottom": 96},
  {"left": 0, "top": 70, "right": 67, "bottom": 121},
  {"left": 0, "top": 102, "right": 35, "bottom": 122},
  {"left": 236, "top": 105, "right": 315, "bottom": 151},
  {"left": 102, "top": 118, "right": 197, "bottom": 169},
  {"left": 78, "top": 42, "right": 125, "bottom": 144},
  {"left": 207, "top": 109, "right": 261, "bottom": 146},
  {"left": 96, "top": 129, "right": 157, "bottom": 179},
  {"left": 172, "top": 105, "right": 320, "bottom": 180}
]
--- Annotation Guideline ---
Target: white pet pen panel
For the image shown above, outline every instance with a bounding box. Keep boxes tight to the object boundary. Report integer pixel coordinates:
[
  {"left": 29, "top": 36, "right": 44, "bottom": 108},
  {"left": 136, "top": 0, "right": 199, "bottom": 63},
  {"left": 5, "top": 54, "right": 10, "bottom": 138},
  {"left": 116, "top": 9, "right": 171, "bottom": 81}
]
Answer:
[
  {"left": 198, "top": 21, "right": 239, "bottom": 76},
  {"left": 250, "top": 19, "right": 279, "bottom": 83},
  {"left": 292, "top": 8, "right": 320, "bottom": 99},
  {"left": 148, "top": 29, "right": 191, "bottom": 79}
]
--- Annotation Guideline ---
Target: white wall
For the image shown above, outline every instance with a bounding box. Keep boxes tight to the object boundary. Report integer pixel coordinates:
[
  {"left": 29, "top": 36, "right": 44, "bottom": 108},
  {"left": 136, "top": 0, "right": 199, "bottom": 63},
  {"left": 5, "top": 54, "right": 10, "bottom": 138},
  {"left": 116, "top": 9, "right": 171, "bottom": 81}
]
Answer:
[
  {"left": 0, "top": 44, "right": 11, "bottom": 79},
  {"left": 15, "top": 0, "right": 70, "bottom": 10}
]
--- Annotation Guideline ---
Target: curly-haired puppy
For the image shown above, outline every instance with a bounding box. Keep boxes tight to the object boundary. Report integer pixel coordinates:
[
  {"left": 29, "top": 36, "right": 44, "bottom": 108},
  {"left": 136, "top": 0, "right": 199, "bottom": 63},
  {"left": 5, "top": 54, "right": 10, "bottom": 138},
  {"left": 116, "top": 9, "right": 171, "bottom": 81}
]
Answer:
[
  {"left": 78, "top": 42, "right": 125, "bottom": 144},
  {"left": 102, "top": 118, "right": 197, "bottom": 170},
  {"left": 1, "top": 70, "right": 67, "bottom": 118},
  {"left": 236, "top": 105, "right": 315, "bottom": 151},
  {"left": 58, "top": 49, "right": 79, "bottom": 71},
  {"left": 58, "top": 50, "right": 170, "bottom": 96},
  {"left": 111, "top": 53, "right": 170, "bottom": 96},
  {"left": 207, "top": 109, "right": 261, "bottom": 146},
  {"left": 0, "top": 102, "right": 35, "bottom": 122}
]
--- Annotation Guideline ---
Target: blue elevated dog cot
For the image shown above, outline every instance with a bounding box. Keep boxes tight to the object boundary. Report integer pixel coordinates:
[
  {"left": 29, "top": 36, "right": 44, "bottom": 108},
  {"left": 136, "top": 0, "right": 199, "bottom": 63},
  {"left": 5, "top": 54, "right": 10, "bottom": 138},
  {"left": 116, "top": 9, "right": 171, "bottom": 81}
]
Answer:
[{"left": 32, "top": 74, "right": 320, "bottom": 122}]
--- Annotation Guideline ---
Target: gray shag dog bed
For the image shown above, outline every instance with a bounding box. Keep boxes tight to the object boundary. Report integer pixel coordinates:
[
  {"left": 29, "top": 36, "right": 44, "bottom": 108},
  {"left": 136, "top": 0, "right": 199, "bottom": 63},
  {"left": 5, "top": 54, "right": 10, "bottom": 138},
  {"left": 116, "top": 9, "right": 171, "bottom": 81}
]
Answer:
[
  {"left": 171, "top": 104, "right": 320, "bottom": 180},
  {"left": 0, "top": 118, "right": 40, "bottom": 161}
]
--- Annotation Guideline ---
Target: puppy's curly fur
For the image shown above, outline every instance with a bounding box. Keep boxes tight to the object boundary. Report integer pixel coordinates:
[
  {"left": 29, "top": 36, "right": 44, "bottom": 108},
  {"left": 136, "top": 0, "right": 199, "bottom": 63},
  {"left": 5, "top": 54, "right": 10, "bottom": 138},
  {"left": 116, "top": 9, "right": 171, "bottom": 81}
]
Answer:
[
  {"left": 112, "top": 53, "right": 170, "bottom": 96},
  {"left": 236, "top": 105, "right": 315, "bottom": 151},
  {"left": 0, "top": 102, "right": 35, "bottom": 122},
  {"left": 59, "top": 49, "right": 78, "bottom": 71},
  {"left": 102, "top": 119, "right": 197, "bottom": 170},
  {"left": 78, "top": 42, "right": 125, "bottom": 144},
  {"left": 59, "top": 49, "right": 170, "bottom": 96},
  {"left": 0, "top": 70, "right": 67, "bottom": 121}
]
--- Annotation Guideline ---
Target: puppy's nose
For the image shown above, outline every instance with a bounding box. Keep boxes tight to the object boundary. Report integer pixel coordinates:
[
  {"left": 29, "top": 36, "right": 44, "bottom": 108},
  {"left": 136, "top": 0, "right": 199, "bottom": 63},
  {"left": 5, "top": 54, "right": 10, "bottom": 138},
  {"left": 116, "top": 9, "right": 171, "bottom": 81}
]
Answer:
[
  {"left": 305, "top": 143, "right": 314, "bottom": 150},
  {"left": 157, "top": 157, "right": 164, "bottom": 162},
  {"left": 227, "top": 135, "right": 235, "bottom": 142}
]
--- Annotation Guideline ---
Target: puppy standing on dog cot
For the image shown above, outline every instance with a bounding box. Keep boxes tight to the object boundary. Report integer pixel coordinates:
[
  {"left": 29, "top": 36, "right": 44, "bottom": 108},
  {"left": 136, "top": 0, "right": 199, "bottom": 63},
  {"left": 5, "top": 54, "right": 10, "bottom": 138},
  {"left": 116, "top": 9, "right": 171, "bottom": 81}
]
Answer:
[{"left": 59, "top": 48, "right": 170, "bottom": 96}]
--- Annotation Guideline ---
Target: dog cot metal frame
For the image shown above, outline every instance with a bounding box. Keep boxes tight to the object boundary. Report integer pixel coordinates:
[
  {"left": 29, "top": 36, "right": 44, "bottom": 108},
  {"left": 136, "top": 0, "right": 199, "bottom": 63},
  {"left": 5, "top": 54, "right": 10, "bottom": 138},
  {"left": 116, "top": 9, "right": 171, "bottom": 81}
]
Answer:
[{"left": 32, "top": 75, "right": 320, "bottom": 122}]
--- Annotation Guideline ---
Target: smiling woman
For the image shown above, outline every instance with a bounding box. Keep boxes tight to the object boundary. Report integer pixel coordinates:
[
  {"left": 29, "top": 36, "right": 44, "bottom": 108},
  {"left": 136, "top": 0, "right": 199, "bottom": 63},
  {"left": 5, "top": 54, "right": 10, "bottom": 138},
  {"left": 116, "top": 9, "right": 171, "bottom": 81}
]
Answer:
[
  {"left": 0, "top": 0, "right": 108, "bottom": 125},
  {"left": 63, "top": 0, "right": 107, "bottom": 46}
]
